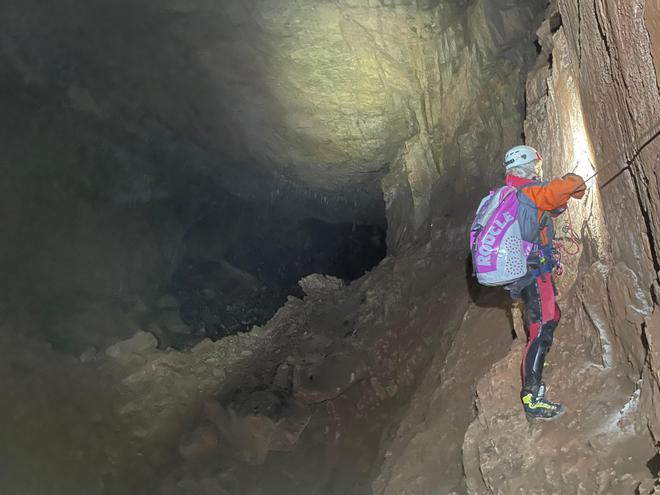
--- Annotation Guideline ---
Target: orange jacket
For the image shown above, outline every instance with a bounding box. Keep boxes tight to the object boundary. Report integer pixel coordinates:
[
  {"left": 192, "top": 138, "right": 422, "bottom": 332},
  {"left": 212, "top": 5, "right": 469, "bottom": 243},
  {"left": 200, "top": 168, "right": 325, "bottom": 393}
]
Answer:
[{"left": 506, "top": 174, "right": 586, "bottom": 245}]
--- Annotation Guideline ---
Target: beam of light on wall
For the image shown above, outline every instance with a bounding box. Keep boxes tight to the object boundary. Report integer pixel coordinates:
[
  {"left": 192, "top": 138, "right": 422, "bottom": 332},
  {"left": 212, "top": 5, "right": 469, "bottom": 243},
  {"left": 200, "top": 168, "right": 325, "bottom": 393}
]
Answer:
[
  {"left": 531, "top": 39, "right": 611, "bottom": 297},
  {"left": 567, "top": 98, "right": 607, "bottom": 264},
  {"left": 571, "top": 115, "right": 597, "bottom": 183}
]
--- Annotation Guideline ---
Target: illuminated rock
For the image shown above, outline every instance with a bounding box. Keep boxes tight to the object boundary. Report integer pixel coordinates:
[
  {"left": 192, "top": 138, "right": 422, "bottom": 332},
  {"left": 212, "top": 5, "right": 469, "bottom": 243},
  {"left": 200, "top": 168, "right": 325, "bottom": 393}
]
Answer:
[{"left": 0, "top": 0, "right": 542, "bottom": 240}]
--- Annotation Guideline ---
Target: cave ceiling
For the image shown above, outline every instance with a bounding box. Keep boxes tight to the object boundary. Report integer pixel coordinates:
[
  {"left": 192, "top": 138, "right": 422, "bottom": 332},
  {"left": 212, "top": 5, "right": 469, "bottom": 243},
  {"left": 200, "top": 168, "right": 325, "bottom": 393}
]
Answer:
[{"left": 0, "top": 0, "right": 544, "bottom": 226}]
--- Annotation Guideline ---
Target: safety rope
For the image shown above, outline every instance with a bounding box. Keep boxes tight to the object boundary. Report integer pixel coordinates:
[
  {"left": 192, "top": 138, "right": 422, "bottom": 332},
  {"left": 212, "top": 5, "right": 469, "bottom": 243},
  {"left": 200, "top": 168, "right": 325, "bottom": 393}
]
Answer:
[
  {"left": 579, "top": 116, "right": 660, "bottom": 189},
  {"left": 554, "top": 205, "right": 580, "bottom": 263},
  {"left": 555, "top": 116, "right": 660, "bottom": 266}
]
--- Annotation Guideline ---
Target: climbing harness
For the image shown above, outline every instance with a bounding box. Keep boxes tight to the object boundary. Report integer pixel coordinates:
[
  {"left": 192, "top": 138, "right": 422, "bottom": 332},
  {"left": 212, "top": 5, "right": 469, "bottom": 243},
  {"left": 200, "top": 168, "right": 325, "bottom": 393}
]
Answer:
[{"left": 527, "top": 246, "right": 558, "bottom": 281}]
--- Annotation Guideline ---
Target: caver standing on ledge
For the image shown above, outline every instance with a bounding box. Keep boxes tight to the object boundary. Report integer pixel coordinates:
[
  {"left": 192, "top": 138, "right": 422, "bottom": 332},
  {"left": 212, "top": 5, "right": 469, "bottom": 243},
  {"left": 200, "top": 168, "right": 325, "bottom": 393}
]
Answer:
[{"left": 502, "top": 145, "right": 586, "bottom": 420}]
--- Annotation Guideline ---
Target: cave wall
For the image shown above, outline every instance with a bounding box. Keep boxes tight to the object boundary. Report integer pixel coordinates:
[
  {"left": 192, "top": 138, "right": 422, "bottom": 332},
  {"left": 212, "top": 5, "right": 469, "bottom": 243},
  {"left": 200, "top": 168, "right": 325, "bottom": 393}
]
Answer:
[
  {"left": 0, "top": 1, "right": 590, "bottom": 493},
  {"left": 0, "top": 73, "right": 193, "bottom": 331},
  {"left": 460, "top": 1, "right": 660, "bottom": 492},
  {"left": 524, "top": 0, "right": 660, "bottom": 385},
  {"left": 526, "top": 0, "right": 660, "bottom": 457},
  {"left": 372, "top": 1, "right": 660, "bottom": 493},
  {"left": 0, "top": 0, "right": 540, "bottom": 212},
  {"left": 549, "top": 0, "right": 660, "bottom": 464},
  {"left": 0, "top": 0, "right": 544, "bottom": 343}
]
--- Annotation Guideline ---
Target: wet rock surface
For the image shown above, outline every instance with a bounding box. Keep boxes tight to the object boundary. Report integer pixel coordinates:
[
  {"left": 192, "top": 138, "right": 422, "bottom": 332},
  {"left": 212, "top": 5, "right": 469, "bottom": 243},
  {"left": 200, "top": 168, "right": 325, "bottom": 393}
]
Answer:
[{"left": 463, "top": 266, "right": 658, "bottom": 493}]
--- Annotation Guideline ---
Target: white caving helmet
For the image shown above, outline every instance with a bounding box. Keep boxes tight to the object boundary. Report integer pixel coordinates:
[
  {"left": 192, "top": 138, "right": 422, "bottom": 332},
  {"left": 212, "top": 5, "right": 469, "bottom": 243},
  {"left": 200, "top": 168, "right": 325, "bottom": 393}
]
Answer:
[{"left": 503, "top": 145, "right": 543, "bottom": 171}]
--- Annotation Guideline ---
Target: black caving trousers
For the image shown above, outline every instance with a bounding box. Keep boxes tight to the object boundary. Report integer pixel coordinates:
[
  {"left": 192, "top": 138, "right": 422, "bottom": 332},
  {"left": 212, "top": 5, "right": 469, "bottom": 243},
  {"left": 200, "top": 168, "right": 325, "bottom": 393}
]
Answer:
[{"left": 520, "top": 273, "right": 561, "bottom": 395}]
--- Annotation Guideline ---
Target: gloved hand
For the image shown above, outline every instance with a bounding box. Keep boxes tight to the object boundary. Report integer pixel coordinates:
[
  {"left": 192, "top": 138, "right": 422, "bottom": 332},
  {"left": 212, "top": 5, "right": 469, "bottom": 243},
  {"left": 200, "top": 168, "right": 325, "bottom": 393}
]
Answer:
[{"left": 562, "top": 173, "right": 587, "bottom": 199}]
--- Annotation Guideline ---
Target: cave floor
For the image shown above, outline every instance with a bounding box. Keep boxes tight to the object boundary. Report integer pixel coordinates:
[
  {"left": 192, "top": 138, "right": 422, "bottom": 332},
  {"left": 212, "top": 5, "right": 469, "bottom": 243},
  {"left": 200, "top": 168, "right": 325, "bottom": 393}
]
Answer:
[
  {"left": 0, "top": 335, "right": 172, "bottom": 495},
  {"left": 1, "top": 266, "right": 657, "bottom": 495}
]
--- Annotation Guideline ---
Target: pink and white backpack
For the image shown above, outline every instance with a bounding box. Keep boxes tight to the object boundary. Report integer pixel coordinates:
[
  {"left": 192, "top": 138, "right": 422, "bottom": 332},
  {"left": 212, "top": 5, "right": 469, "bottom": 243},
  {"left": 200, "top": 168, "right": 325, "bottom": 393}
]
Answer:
[{"left": 469, "top": 186, "right": 534, "bottom": 286}]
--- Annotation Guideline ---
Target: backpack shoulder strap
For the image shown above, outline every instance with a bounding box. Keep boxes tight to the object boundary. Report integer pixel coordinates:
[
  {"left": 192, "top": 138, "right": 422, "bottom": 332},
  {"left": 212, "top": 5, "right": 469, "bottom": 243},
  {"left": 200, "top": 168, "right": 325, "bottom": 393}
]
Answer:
[
  {"left": 472, "top": 185, "right": 516, "bottom": 230},
  {"left": 516, "top": 180, "right": 551, "bottom": 245}
]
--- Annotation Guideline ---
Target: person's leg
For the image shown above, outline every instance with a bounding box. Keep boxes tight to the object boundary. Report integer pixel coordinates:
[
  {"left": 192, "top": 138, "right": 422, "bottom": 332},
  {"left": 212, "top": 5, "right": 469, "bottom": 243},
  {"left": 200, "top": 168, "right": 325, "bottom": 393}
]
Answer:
[
  {"left": 520, "top": 274, "right": 564, "bottom": 419},
  {"left": 520, "top": 276, "right": 541, "bottom": 391},
  {"left": 523, "top": 319, "right": 557, "bottom": 392},
  {"left": 521, "top": 274, "right": 560, "bottom": 391}
]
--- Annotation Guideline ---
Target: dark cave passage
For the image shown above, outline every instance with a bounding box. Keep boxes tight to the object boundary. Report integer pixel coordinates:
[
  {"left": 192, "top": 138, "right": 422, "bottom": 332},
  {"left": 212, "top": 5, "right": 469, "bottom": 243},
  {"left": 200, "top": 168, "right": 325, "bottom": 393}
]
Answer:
[
  {"left": 167, "top": 213, "right": 387, "bottom": 346},
  {"left": 0, "top": 63, "right": 389, "bottom": 355}
]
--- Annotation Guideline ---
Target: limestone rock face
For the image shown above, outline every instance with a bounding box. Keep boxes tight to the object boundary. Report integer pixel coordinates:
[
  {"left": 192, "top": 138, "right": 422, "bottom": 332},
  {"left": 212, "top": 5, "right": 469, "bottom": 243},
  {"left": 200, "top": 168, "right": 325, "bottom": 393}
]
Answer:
[
  {"left": 10, "top": 1, "right": 642, "bottom": 494},
  {"left": 0, "top": 0, "right": 542, "bottom": 236},
  {"left": 526, "top": 0, "right": 660, "bottom": 463},
  {"left": 369, "top": 2, "right": 660, "bottom": 494},
  {"left": 0, "top": 0, "right": 546, "bottom": 357},
  {"left": 298, "top": 274, "right": 345, "bottom": 299},
  {"left": 0, "top": 0, "right": 544, "bottom": 340},
  {"left": 105, "top": 331, "right": 158, "bottom": 359},
  {"left": 461, "top": 0, "right": 660, "bottom": 492}
]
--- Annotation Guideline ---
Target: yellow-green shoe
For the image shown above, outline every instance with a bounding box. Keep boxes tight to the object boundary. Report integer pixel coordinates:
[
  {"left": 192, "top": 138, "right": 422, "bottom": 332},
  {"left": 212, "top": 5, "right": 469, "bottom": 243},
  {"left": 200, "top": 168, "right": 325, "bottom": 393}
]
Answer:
[{"left": 521, "top": 384, "right": 565, "bottom": 421}]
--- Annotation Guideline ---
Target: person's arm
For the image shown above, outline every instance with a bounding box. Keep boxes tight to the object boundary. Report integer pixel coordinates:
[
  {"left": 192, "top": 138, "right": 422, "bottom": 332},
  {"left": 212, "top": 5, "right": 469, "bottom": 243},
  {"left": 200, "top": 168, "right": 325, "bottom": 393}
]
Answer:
[{"left": 521, "top": 174, "right": 586, "bottom": 211}]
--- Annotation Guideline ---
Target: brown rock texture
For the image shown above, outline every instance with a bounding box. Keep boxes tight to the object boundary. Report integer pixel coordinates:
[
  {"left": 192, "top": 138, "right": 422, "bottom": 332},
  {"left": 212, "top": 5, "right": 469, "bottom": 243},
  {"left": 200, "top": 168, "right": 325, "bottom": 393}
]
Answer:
[
  {"left": 461, "top": 0, "right": 660, "bottom": 492},
  {"left": 372, "top": 295, "right": 513, "bottom": 494},
  {"left": 0, "top": 0, "right": 543, "bottom": 346},
  {"left": 0, "top": 0, "right": 549, "bottom": 492},
  {"left": 5, "top": 0, "right": 660, "bottom": 493},
  {"left": 373, "top": 1, "right": 660, "bottom": 494}
]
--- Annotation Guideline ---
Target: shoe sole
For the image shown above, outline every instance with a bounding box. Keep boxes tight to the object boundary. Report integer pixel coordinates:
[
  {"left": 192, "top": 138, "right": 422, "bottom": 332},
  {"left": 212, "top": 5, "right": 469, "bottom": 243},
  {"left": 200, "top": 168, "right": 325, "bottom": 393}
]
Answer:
[{"left": 525, "top": 407, "right": 567, "bottom": 422}]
